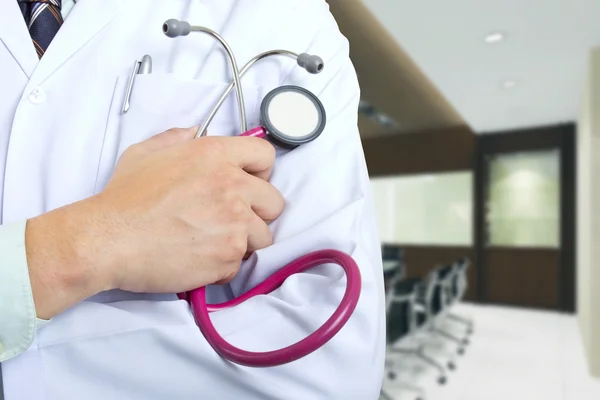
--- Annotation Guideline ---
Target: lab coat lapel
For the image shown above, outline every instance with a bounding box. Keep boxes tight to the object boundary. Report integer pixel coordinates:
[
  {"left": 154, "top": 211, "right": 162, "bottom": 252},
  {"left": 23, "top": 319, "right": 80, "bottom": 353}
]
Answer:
[
  {"left": 27, "top": 0, "right": 121, "bottom": 87},
  {"left": 0, "top": 0, "right": 39, "bottom": 78}
]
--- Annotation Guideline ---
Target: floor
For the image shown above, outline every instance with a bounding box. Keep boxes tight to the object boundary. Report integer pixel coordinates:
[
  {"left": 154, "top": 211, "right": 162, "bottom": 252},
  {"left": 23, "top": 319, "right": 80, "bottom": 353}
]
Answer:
[{"left": 381, "top": 303, "right": 600, "bottom": 400}]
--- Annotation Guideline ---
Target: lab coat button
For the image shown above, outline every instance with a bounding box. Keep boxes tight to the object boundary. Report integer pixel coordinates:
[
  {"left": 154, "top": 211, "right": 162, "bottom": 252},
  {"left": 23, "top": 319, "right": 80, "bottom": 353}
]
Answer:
[{"left": 29, "top": 87, "right": 47, "bottom": 104}]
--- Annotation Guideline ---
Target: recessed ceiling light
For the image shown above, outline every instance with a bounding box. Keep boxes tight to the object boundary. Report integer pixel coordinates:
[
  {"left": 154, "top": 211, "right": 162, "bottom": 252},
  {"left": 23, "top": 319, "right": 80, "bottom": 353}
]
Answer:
[
  {"left": 373, "top": 113, "right": 395, "bottom": 126},
  {"left": 358, "top": 99, "right": 375, "bottom": 114},
  {"left": 484, "top": 32, "right": 505, "bottom": 44},
  {"left": 501, "top": 80, "right": 517, "bottom": 89}
]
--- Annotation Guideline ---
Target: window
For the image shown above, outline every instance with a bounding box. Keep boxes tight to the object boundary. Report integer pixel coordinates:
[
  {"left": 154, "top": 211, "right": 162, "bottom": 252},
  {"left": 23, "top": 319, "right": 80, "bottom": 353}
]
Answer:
[
  {"left": 485, "top": 149, "right": 560, "bottom": 248},
  {"left": 370, "top": 172, "right": 473, "bottom": 246}
]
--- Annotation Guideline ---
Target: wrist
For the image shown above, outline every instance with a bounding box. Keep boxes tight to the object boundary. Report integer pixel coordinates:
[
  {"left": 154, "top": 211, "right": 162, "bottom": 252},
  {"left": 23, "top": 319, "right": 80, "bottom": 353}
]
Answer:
[
  {"left": 62, "top": 195, "right": 124, "bottom": 293},
  {"left": 25, "top": 197, "right": 118, "bottom": 318}
]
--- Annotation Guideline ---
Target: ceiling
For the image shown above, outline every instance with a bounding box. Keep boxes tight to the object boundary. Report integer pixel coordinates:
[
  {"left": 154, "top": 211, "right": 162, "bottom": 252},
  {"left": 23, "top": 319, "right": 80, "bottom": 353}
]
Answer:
[
  {"left": 361, "top": 0, "right": 600, "bottom": 134},
  {"left": 326, "top": 0, "right": 470, "bottom": 139}
]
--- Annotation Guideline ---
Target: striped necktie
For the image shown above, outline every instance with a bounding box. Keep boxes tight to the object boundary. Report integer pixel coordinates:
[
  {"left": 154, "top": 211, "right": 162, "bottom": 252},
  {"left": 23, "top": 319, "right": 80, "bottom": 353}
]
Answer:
[{"left": 17, "top": 0, "right": 63, "bottom": 58}]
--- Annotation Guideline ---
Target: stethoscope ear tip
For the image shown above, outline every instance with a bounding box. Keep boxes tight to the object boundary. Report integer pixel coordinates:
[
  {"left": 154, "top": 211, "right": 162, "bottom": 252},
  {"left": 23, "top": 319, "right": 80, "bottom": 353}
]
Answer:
[
  {"left": 297, "top": 53, "right": 324, "bottom": 74},
  {"left": 163, "top": 19, "right": 191, "bottom": 38}
]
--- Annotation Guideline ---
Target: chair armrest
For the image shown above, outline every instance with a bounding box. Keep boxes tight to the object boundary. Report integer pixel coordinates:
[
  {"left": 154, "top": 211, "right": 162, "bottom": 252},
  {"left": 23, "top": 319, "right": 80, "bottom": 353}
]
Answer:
[
  {"left": 413, "top": 302, "right": 426, "bottom": 313},
  {"left": 391, "top": 294, "right": 413, "bottom": 303}
]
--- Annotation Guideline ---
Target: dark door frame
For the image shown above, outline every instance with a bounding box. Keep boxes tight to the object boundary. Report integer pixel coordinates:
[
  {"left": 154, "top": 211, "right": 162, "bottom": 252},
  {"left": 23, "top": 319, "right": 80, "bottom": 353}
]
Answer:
[{"left": 474, "top": 123, "right": 576, "bottom": 312}]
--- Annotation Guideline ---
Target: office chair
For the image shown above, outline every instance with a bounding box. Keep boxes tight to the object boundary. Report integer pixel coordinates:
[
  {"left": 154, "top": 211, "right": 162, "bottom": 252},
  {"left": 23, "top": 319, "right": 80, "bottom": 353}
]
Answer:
[
  {"left": 404, "top": 270, "right": 451, "bottom": 384},
  {"left": 382, "top": 244, "right": 404, "bottom": 260},
  {"left": 447, "top": 258, "right": 474, "bottom": 335},
  {"left": 382, "top": 244, "right": 405, "bottom": 277},
  {"left": 382, "top": 260, "right": 427, "bottom": 400},
  {"left": 408, "top": 266, "right": 463, "bottom": 374},
  {"left": 426, "top": 264, "right": 469, "bottom": 355}
]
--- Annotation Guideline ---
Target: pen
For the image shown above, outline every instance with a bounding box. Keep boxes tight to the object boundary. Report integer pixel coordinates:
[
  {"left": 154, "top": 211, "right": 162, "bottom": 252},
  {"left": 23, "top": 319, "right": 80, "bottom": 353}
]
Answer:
[
  {"left": 138, "top": 54, "right": 153, "bottom": 74},
  {"left": 121, "top": 54, "right": 153, "bottom": 114}
]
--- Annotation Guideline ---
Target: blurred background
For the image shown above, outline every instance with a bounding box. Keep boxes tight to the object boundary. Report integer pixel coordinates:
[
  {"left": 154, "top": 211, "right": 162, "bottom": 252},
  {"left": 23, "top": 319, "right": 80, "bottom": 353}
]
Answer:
[{"left": 324, "top": 0, "right": 600, "bottom": 399}]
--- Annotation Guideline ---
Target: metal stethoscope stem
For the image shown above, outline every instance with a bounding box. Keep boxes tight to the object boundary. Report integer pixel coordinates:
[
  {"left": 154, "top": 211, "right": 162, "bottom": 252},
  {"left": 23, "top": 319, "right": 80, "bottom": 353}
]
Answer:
[
  {"left": 196, "top": 49, "right": 300, "bottom": 138},
  {"left": 187, "top": 25, "right": 248, "bottom": 135}
]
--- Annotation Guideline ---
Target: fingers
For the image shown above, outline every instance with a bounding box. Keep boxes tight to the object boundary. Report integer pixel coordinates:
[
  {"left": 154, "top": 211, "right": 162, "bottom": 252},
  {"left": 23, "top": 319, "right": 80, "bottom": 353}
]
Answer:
[
  {"left": 239, "top": 172, "right": 285, "bottom": 223},
  {"left": 246, "top": 213, "right": 273, "bottom": 254},
  {"left": 215, "top": 137, "right": 276, "bottom": 179},
  {"left": 249, "top": 164, "right": 273, "bottom": 182},
  {"left": 142, "top": 130, "right": 276, "bottom": 180},
  {"left": 144, "top": 127, "right": 198, "bottom": 151}
]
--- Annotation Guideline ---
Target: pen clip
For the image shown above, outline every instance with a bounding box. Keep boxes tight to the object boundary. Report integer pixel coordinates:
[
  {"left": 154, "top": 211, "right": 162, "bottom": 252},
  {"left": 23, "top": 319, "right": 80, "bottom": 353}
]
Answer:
[{"left": 121, "top": 60, "right": 142, "bottom": 114}]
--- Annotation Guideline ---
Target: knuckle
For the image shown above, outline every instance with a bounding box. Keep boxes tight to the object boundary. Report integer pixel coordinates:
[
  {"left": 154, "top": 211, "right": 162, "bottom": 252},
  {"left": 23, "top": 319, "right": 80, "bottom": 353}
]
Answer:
[
  {"left": 227, "top": 199, "right": 250, "bottom": 222},
  {"left": 197, "top": 137, "right": 226, "bottom": 156},
  {"left": 228, "top": 261, "right": 242, "bottom": 276},
  {"left": 217, "top": 169, "right": 243, "bottom": 190},
  {"left": 218, "top": 263, "right": 241, "bottom": 284},
  {"left": 221, "top": 232, "right": 247, "bottom": 262}
]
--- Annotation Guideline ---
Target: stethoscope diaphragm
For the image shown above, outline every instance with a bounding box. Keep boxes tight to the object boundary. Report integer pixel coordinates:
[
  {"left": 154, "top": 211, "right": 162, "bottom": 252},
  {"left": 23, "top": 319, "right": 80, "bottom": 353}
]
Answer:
[{"left": 260, "top": 85, "right": 326, "bottom": 149}]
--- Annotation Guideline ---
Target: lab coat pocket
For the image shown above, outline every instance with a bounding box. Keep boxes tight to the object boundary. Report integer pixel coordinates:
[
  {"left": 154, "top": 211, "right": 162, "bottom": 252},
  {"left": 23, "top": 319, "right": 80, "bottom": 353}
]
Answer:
[{"left": 95, "top": 73, "right": 262, "bottom": 193}]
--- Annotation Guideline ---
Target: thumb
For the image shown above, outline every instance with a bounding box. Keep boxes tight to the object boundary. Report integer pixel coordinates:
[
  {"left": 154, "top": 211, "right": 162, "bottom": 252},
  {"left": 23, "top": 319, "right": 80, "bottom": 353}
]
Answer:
[{"left": 144, "top": 126, "right": 199, "bottom": 151}]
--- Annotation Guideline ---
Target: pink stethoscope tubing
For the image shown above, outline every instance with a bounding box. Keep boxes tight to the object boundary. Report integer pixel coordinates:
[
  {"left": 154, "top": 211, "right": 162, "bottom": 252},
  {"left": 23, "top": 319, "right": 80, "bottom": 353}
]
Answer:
[
  {"left": 162, "top": 17, "right": 360, "bottom": 367},
  {"left": 179, "top": 249, "right": 361, "bottom": 367},
  {"left": 177, "top": 126, "right": 362, "bottom": 367},
  {"left": 239, "top": 125, "right": 268, "bottom": 139}
]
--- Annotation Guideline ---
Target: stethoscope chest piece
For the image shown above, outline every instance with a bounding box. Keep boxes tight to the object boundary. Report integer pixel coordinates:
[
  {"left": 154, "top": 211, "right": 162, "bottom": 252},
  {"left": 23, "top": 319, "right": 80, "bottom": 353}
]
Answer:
[{"left": 260, "top": 86, "right": 326, "bottom": 149}]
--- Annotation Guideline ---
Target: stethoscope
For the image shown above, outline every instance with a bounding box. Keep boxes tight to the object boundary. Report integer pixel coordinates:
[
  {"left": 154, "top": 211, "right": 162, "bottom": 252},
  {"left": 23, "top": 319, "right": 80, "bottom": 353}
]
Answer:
[
  {"left": 163, "top": 18, "right": 328, "bottom": 146},
  {"left": 128, "top": 19, "right": 362, "bottom": 368}
]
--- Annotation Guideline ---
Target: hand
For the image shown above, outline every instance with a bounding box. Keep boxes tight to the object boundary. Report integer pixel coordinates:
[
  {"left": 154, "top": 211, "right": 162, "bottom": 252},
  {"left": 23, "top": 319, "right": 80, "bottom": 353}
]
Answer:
[
  {"left": 101, "top": 128, "right": 284, "bottom": 292},
  {"left": 26, "top": 128, "right": 284, "bottom": 319}
]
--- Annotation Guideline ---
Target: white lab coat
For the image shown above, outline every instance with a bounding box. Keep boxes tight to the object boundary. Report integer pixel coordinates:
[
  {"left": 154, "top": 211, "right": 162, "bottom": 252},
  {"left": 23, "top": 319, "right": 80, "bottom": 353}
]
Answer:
[{"left": 0, "top": 0, "right": 385, "bottom": 399}]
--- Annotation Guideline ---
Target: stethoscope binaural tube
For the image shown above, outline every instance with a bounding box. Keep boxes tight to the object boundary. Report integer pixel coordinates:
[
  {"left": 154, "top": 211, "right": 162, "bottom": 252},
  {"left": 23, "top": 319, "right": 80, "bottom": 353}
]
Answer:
[
  {"left": 162, "top": 19, "right": 324, "bottom": 139},
  {"left": 162, "top": 19, "right": 248, "bottom": 133}
]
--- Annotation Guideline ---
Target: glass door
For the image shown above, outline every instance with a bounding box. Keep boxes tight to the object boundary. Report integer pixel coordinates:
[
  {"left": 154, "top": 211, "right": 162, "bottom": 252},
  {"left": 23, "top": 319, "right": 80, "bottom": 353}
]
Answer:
[
  {"left": 481, "top": 148, "right": 562, "bottom": 309},
  {"left": 485, "top": 149, "right": 561, "bottom": 249}
]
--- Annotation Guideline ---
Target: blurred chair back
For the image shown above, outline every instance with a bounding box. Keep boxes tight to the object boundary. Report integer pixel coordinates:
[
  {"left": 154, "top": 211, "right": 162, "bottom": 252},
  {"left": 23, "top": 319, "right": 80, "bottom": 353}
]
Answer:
[
  {"left": 386, "top": 277, "right": 422, "bottom": 344},
  {"left": 382, "top": 244, "right": 404, "bottom": 262},
  {"left": 433, "top": 265, "right": 453, "bottom": 314},
  {"left": 382, "top": 244, "right": 405, "bottom": 293},
  {"left": 449, "top": 258, "right": 470, "bottom": 302}
]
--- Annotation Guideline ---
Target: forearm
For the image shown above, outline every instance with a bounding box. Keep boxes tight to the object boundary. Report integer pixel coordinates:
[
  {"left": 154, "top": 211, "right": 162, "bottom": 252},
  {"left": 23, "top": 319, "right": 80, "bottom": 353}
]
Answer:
[
  {"left": 26, "top": 196, "right": 114, "bottom": 320},
  {"left": 0, "top": 199, "right": 112, "bottom": 362}
]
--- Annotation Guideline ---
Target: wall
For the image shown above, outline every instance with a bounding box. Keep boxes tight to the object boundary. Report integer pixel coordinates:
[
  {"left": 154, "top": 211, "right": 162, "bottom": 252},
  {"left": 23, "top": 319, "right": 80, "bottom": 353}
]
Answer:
[
  {"left": 363, "top": 125, "right": 475, "bottom": 175},
  {"left": 577, "top": 46, "right": 600, "bottom": 378},
  {"left": 364, "top": 126, "right": 478, "bottom": 300}
]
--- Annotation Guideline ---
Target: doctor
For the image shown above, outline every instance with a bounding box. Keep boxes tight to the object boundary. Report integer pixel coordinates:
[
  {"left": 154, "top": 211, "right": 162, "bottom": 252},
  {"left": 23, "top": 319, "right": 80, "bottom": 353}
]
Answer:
[{"left": 0, "top": 0, "right": 385, "bottom": 399}]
